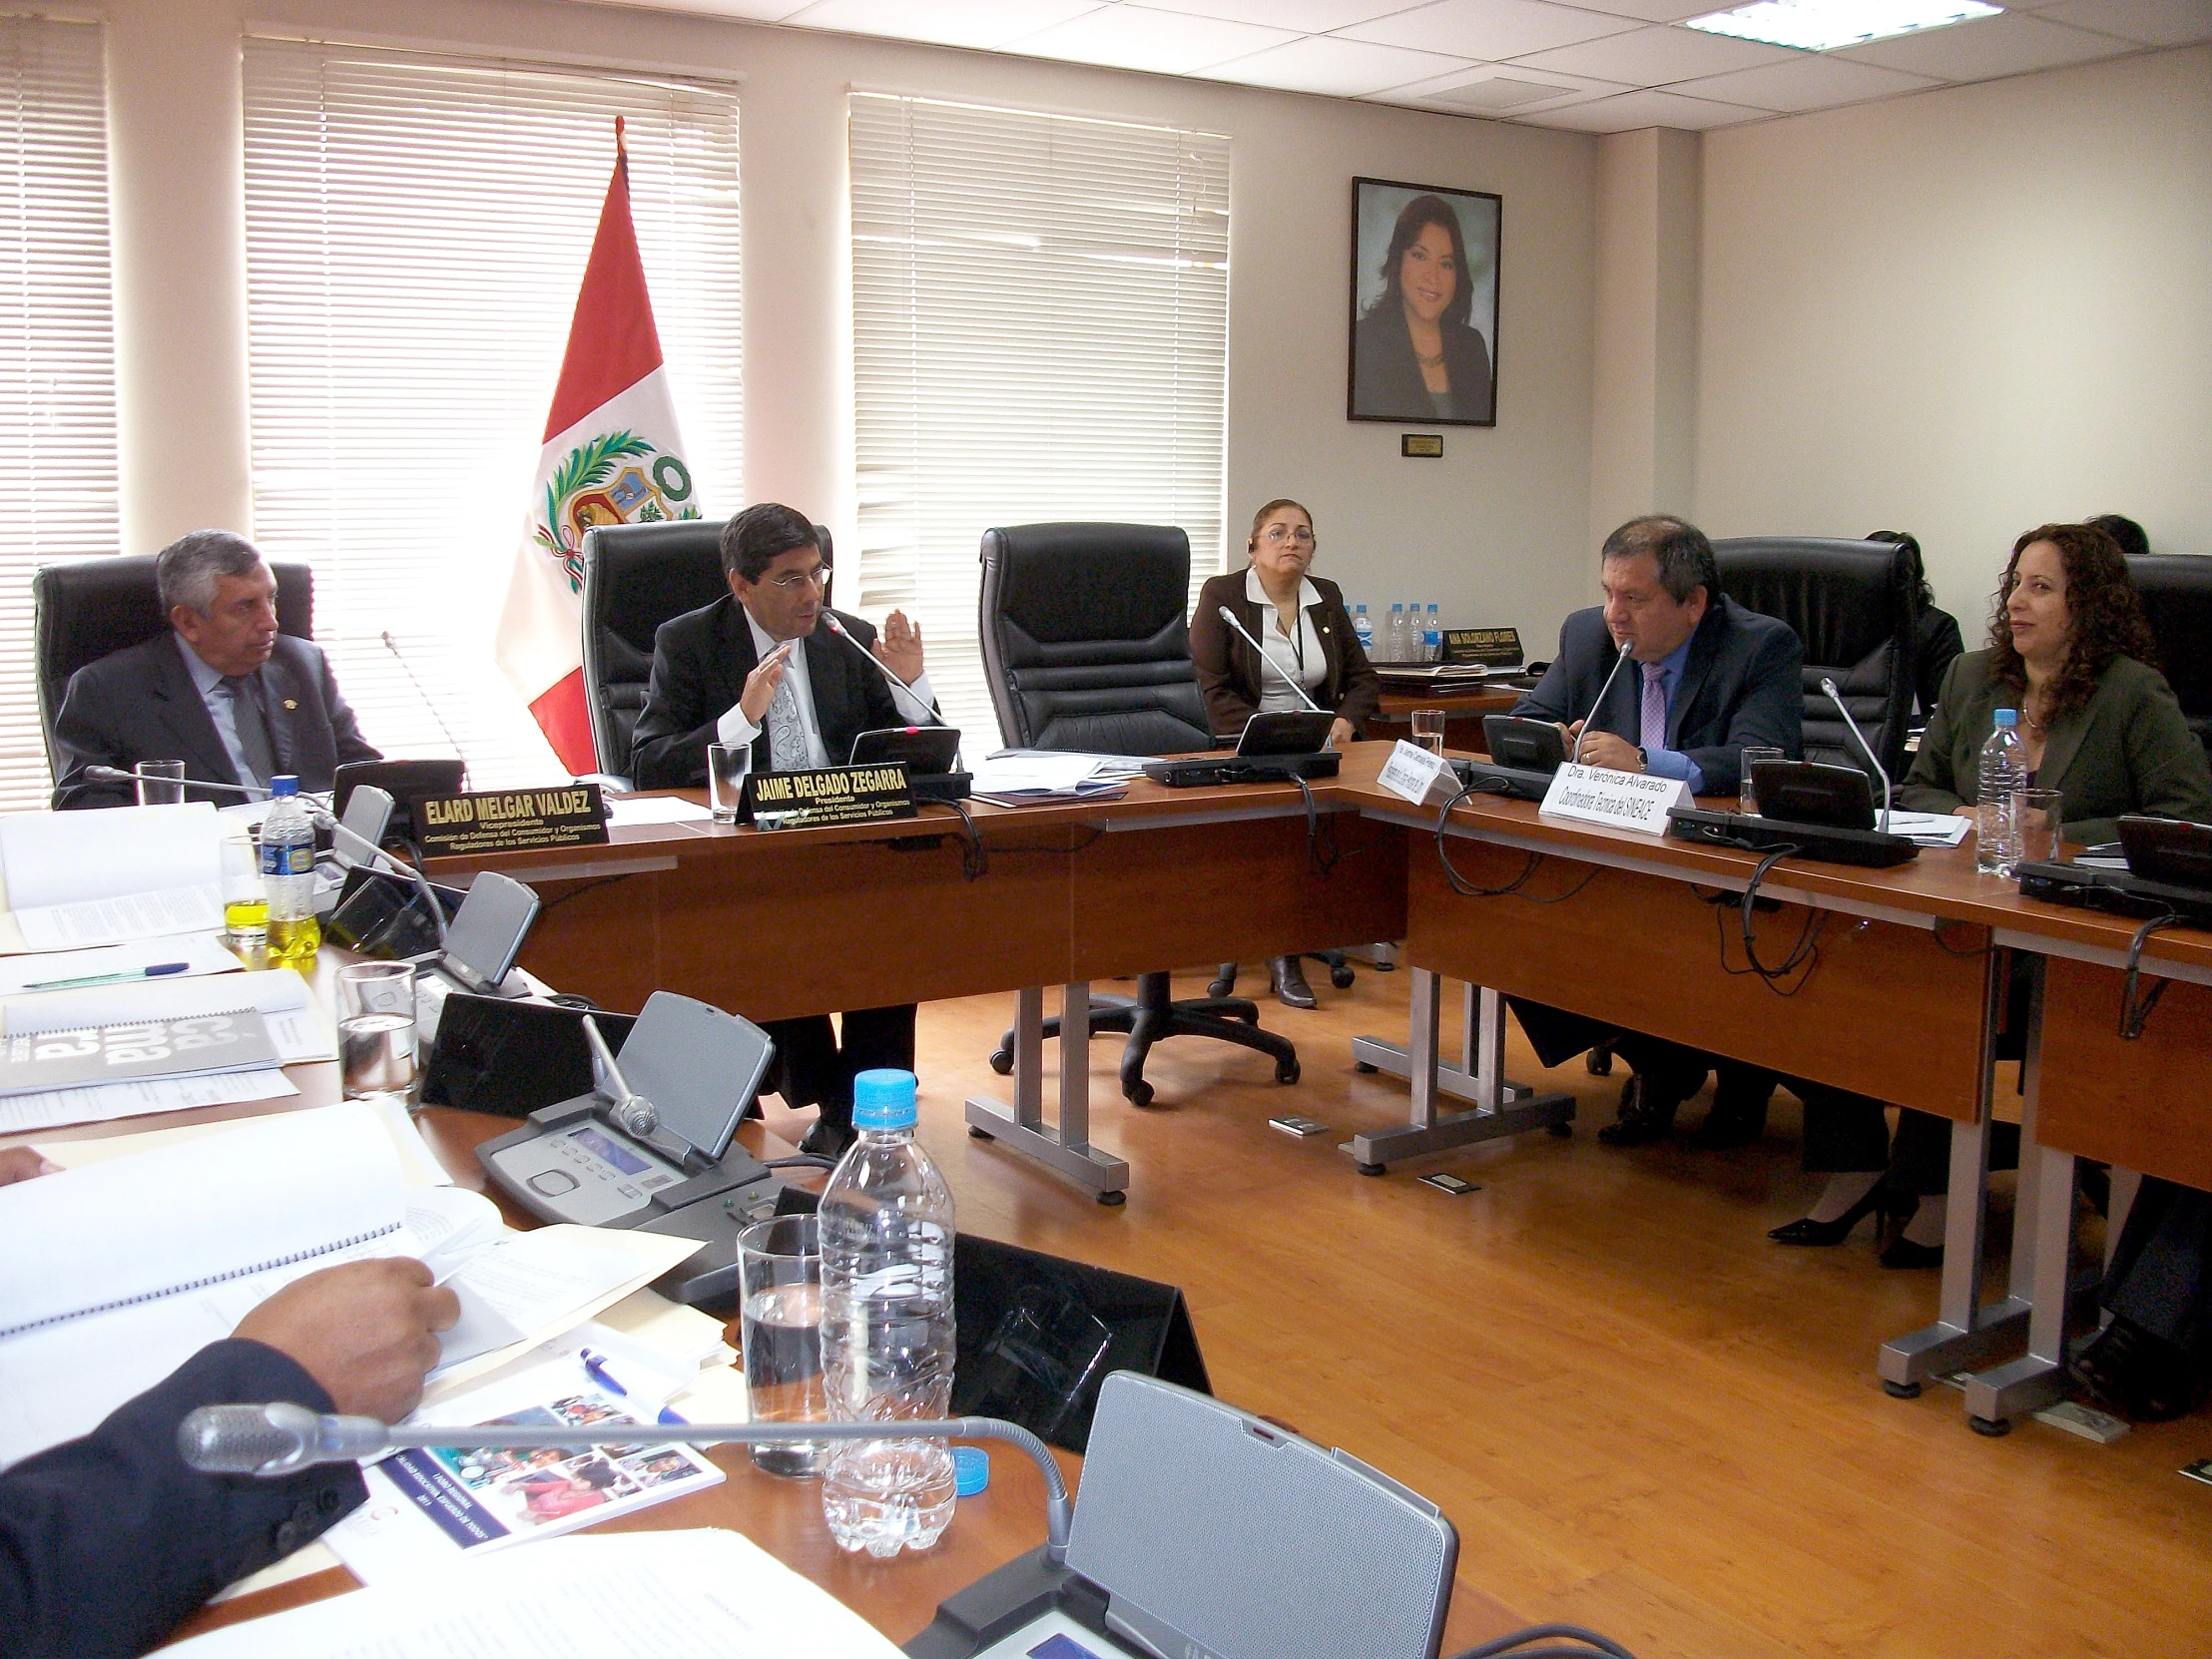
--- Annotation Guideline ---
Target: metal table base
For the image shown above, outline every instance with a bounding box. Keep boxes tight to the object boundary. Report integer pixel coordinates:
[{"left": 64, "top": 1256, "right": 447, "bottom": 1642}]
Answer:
[{"left": 965, "top": 983, "right": 1130, "bottom": 1205}]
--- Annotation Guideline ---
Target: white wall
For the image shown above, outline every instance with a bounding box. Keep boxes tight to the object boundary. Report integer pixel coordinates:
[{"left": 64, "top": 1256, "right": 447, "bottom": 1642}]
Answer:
[
  {"left": 1695, "top": 43, "right": 2212, "bottom": 631},
  {"left": 122, "top": 0, "right": 1601, "bottom": 651}
]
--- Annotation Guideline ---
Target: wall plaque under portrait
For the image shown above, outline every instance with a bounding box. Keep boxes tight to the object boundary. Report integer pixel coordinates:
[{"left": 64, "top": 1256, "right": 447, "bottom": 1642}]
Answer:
[{"left": 1348, "top": 177, "right": 1500, "bottom": 427}]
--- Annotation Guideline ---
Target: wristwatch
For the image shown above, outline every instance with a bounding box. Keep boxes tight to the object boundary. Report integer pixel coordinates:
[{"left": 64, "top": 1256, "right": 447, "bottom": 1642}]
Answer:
[{"left": 1636, "top": 747, "right": 1648, "bottom": 769}]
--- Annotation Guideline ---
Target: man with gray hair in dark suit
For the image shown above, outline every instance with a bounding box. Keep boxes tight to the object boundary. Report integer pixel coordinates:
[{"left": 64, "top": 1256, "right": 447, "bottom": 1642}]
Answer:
[{"left": 50, "top": 530, "right": 380, "bottom": 810}]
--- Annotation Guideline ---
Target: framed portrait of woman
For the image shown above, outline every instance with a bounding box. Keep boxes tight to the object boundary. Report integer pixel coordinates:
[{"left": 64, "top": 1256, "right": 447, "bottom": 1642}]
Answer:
[{"left": 1347, "top": 177, "right": 1501, "bottom": 427}]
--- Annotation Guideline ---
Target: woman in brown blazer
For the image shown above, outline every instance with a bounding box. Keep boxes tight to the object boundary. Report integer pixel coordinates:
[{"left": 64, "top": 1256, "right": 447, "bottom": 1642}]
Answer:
[{"left": 1189, "top": 498, "right": 1382, "bottom": 1006}]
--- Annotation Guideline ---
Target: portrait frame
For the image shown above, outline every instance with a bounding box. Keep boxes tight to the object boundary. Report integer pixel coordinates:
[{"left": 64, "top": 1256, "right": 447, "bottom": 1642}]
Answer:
[{"left": 1347, "top": 176, "right": 1501, "bottom": 428}]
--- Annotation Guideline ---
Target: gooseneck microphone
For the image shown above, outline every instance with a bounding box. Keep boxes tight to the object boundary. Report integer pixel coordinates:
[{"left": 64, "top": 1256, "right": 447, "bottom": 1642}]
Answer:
[
  {"left": 1819, "top": 675, "right": 1894, "bottom": 831},
  {"left": 1572, "top": 641, "right": 1637, "bottom": 766},
  {"left": 819, "top": 612, "right": 942, "bottom": 727},
  {"left": 1215, "top": 605, "right": 1329, "bottom": 718},
  {"left": 179, "top": 1402, "right": 1074, "bottom": 1563},
  {"left": 379, "top": 630, "right": 471, "bottom": 775},
  {"left": 86, "top": 766, "right": 273, "bottom": 801},
  {"left": 581, "top": 1012, "right": 657, "bottom": 1140},
  {"left": 315, "top": 806, "right": 450, "bottom": 953}
]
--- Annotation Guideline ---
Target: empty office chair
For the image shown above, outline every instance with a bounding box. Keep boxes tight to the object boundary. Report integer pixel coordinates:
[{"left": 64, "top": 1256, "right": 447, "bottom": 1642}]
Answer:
[
  {"left": 579, "top": 519, "right": 836, "bottom": 783},
  {"left": 978, "top": 521, "right": 1299, "bottom": 1106},
  {"left": 2128, "top": 554, "right": 2212, "bottom": 767},
  {"left": 1713, "top": 536, "right": 1919, "bottom": 786},
  {"left": 33, "top": 554, "right": 316, "bottom": 787}
]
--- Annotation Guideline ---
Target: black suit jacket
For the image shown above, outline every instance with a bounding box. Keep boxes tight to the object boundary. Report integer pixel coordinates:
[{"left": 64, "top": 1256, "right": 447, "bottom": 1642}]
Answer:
[
  {"left": 52, "top": 634, "right": 380, "bottom": 810},
  {"left": 1512, "top": 596, "right": 1804, "bottom": 801},
  {"left": 628, "top": 595, "right": 904, "bottom": 790},
  {"left": 0, "top": 1339, "right": 365, "bottom": 1659},
  {"left": 1351, "top": 306, "right": 1494, "bottom": 423}
]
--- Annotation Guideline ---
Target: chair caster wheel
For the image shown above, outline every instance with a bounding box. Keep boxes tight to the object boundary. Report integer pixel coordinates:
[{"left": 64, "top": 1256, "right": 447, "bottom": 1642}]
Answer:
[
  {"left": 1357, "top": 1162, "right": 1386, "bottom": 1177},
  {"left": 988, "top": 1048, "right": 1013, "bottom": 1076},
  {"left": 1276, "top": 1059, "right": 1301, "bottom": 1086},
  {"left": 1207, "top": 978, "right": 1234, "bottom": 998},
  {"left": 1547, "top": 1122, "right": 1573, "bottom": 1138},
  {"left": 1330, "top": 967, "right": 1355, "bottom": 988},
  {"left": 1967, "top": 1413, "right": 2011, "bottom": 1437},
  {"left": 1585, "top": 1049, "right": 1612, "bottom": 1077},
  {"left": 968, "top": 1126, "right": 993, "bottom": 1140},
  {"left": 1355, "top": 1061, "right": 1379, "bottom": 1074},
  {"left": 1097, "top": 1189, "right": 1126, "bottom": 1206},
  {"left": 1124, "top": 1079, "right": 1155, "bottom": 1108},
  {"left": 1882, "top": 1380, "right": 1923, "bottom": 1399}
]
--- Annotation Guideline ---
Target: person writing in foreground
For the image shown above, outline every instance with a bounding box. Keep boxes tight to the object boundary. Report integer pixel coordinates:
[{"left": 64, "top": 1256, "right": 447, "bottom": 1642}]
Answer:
[
  {"left": 51, "top": 530, "right": 380, "bottom": 810},
  {"left": 628, "top": 503, "right": 933, "bottom": 1159},
  {"left": 1774, "top": 522, "right": 2212, "bottom": 1269},
  {"left": 1506, "top": 515, "right": 1803, "bottom": 1148},
  {"left": 0, "top": 1141, "right": 458, "bottom": 1659},
  {"left": 1190, "top": 498, "right": 1382, "bottom": 1008}
]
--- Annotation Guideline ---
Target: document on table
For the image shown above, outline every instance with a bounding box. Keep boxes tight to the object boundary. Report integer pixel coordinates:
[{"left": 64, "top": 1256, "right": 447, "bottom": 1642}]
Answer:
[
  {"left": 971, "top": 748, "right": 1146, "bottom": 804},
  {"left": 429, "top": 1225, "right": 704, "bottom": 1379},
  {"left": 0, "top": 1064, "right": 296, "bottom": 1136},
  {"left": 0, "top": 931, "right": 243, "bottom": 996},
  {"left": 4, "top": 968, "right": 335, "bottom": 1063},
  {"left": 604, "top": 794, "right": 716, "bottom": 827},
  {"left": 1882, "top": 810, "right": 1974, "bottom": 847},
  {"left": 167, "top": 1529, "right": 907, "bottom": 1658},
  {"left": 0, "top": 804, "right": 230, "bottom": 950}
]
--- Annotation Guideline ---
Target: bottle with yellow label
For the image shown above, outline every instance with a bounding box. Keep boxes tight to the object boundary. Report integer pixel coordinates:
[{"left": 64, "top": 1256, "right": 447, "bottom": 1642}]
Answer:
[{"left": 260, "top": 775, "right": 320, "bottom": 967}]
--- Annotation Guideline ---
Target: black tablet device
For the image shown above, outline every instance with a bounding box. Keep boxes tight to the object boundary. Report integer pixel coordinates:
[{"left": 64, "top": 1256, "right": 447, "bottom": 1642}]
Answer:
[
  {"left": 1480, "top": 715, "right": 1566, "bottom": 774},
  {"left": 1751, "top": 760, "right": 1876, "bottom": 830},
  {"left": 1235, "top": 710, "right": 1335, "bottom": 756},
  {"left": 333, "top": 759, "right": 467, "bottom": 845},
  {"left": 849, "top": 725, "right": 962, "bottom": 775},
  {"left": 2119, "top": 815, "right": 2212, "bottom": 891}
]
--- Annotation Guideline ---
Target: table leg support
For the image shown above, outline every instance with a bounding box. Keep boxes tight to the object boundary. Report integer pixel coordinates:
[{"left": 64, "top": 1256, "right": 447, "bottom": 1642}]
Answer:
[
  {"left": 1345, "top": 972, "right": 1573, "bottom": 1173},
  {"left": 965, "top": 983, "right": 1131, "bottom": 1205}
]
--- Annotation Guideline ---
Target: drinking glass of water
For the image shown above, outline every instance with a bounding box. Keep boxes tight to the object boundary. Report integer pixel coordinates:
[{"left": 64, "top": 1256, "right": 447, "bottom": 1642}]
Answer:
[
  {"left": 738, "top": 1215, "right": 828, "bottom": 1476},
  {"left": 1739, "top": 747, "right": 1785, "bottom": 815},
  {"left": 337, "top": 960, "right": 417, "bottom": 1105},
  {"left": 1409, "top": 709, "right": 1447, "bottom": 757},
  {"left": 135, "top": 760, "right": 187, "bottom": 807}
]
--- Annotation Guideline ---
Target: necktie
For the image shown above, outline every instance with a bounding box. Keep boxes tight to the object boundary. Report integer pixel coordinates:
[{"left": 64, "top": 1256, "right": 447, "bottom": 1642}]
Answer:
[
  {"left": 1639, "top": 663, "right": 1668, "bottom": 754},
  {"left": 224, "top": 674, "right": 277, "bottom": 787},
  {"left": 766, "top": 671, "right": 811, "bottom": 772}
]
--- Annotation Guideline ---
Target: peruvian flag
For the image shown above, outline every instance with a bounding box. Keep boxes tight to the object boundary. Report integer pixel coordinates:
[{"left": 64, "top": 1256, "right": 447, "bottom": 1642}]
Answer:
[{"left": 497, "top": 117, "right": 703, "bottom": 775}]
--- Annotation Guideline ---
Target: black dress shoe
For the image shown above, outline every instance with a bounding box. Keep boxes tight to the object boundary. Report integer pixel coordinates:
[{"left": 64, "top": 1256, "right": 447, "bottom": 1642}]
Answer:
[
  {"left": 1880, "top": 1236, "right": 1943, "bottom": 1270},
  {"left": 800, "top": 1116, "right": 857, "bottom": 1161},
  {"left": 2070, "top": 1315, "right": 2207, "bottom": 1422},
  {"left": 1769, "top": 1182, "right": 1889, "bottom": 1246},
  {"left": 1269, "top": 955, "right": 1318, "bottom": 1010},
  {"left": 1691, "top": 1071, "right": 1773, "bottom": 1150},
  {"left": 1598, "top": 1073, "right": 1680, "bottom": 1146}
]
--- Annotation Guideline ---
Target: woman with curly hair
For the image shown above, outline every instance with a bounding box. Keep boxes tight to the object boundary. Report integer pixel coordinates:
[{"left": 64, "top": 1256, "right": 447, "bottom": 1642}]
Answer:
[{"left": 1768, "top": 524, "right": 2212, "bottom": 1271}]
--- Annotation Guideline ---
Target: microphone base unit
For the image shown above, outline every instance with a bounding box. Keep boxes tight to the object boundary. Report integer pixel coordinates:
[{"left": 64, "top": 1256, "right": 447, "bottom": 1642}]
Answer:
[
  {"left": 912, "top": 771, "right": 973, "bottom": 804},
  {"left": 1141, "top": 753, "right": 1341, "bottom": 788},
  {"left": 1449, "top": 758, "right": 1554, "bottom": 803},
  {"left": 1667, "top": 807, "right": 1919, "bottom": 868},
  {"left": 2015, "top": 859, "right": 2212, "bottom": 927}
]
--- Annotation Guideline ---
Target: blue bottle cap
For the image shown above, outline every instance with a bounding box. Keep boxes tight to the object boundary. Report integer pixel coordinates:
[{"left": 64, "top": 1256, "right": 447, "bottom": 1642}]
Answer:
[
  {"left": 952, "top": 1445, "right": 989, "bottom": 1496},
  {"left": 852, "top": 1068, "right": 917, "bottom": 1130},
  {"left": 271, "top": 775, "right": 298, "bottom": 797},
  {"left": 1993, "top": 709, "right": 2017, "bottom": 728}
]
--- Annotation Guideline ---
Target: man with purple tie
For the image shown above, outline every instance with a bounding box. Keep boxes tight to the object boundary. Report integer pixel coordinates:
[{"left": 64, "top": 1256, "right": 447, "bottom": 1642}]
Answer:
[{"left": 1505, "top": 516, "right": 1804, "bottom": 1148}]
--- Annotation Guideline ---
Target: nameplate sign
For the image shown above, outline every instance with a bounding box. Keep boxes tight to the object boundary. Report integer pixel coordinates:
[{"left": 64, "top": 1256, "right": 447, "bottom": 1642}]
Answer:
[
  {"left": 1377, "top": 740, "right": 1454, "bottom": 808},
  {"left": 741, "top": 764, "right": 916, "bottom": 830},
  {"left": 1537, "top": 763, "right": 1692, "bottom": 836},
  {"left": 1442, "top": 627, "right": 1524, "bottom": 669},
  {"left": 418, "top": 785, "right": 609, "bottom": 858}
]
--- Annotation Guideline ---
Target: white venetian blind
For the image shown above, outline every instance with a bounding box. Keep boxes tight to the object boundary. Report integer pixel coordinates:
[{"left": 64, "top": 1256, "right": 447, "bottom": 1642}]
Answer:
[
  {"left": 243, "top": 39, "right": 742, "bottom": 787},
  {"left": 848, "top": 94, "right": 1229, "bottom": 747},
  {"left": 0, "top": 17, "right": 115, "bottom": 812}
]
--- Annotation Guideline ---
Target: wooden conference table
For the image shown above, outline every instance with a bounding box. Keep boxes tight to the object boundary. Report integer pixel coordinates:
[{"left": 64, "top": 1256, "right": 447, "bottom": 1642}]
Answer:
[{"left": 428, "top": 743, "right": 2212, "bottom": 1429}]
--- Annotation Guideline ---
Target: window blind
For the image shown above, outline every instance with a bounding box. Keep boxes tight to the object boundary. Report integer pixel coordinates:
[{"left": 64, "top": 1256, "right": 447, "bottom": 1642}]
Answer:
[
  {"left": 0, "top": 17, "right": 114, "bottom": 812},
  {"left": 243, "top": 39, "right": 741, "bottom": 787},
  {"left": 848, "top": 94, "right": 1229, "bottom": 749}
]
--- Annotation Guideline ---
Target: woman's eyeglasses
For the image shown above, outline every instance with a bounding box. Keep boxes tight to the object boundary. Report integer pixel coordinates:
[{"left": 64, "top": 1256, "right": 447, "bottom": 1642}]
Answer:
[{"left": 1260, "top": 527, "right": 1315, "bottom": 546}]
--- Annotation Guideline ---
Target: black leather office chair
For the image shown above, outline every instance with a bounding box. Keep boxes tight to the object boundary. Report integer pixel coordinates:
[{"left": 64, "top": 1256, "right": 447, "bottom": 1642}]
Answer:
[
  {"left": 978, "top": 522, "right": 1299, "bottom": 1107},
  {"left": 33, "top": 555, "right": 316, "bottom": 786},
  {"left": 1714, "top": 536, "right": 1919, "bottom": 787},
  {"left": 2128, "top": 554, "right": 2212, "bottom": 767},
  {"left": 579, "top": 520, "right": 835, "bottom": 782}
]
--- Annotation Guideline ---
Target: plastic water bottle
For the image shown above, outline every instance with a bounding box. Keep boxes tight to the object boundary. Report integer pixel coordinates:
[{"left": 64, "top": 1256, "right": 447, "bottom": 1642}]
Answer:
[
  {"left": 1385, "top": 602, "right": 1408, "bottom": 664},
  {"left": 820, "top": 1069, "right": 956, "bottom": 1557},
  {"left": 1975, "top": 709, "right": 2026, "bottom": 877},
  {"left": 1422, "top": 603, "right": 1443, "bottom": 663},
  {"left": 1353, "top": 604, "right": 1374, "bottom": 660},
  {"left": 261, "top": 776, "right": 320, "bottom": 965}
]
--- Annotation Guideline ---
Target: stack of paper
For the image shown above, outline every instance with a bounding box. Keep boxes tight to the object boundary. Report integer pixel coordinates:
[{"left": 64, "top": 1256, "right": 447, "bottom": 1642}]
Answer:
[
  {"left": 1882, "top": 810, "right": 1974, "bottom": 847},
  {"left": 0, "top": 805, "right": 228, "bottom": 950},
  {"left": 972, "top": 748, "right": 1145, "bottom": 805}
]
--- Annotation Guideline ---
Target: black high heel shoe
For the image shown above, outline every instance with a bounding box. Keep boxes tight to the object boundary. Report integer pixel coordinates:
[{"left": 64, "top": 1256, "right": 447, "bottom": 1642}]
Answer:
[{"left": 1768, "top": 1181, "right": 1889, "bottom": 1246}]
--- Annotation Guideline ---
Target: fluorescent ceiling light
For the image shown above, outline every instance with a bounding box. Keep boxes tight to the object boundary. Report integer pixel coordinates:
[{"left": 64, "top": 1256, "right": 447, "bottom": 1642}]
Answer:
[{"left": 1682, "top": 0, "right": 2001, "bottom": 51}]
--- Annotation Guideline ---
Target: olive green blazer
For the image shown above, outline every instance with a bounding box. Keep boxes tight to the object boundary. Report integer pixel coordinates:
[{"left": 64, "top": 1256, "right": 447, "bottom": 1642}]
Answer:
[{"left": 1900, "top": 650, "right": 2212, "bottom": 846}]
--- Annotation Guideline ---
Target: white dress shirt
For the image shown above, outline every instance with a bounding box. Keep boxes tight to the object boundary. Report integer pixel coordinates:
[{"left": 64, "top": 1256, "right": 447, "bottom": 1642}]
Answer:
[
  {"left": 716, "top": 612, "right": 937, "bottom": 768},
  {"left": 1245, "top": 568, "right": 1328, "bottom": 714}
]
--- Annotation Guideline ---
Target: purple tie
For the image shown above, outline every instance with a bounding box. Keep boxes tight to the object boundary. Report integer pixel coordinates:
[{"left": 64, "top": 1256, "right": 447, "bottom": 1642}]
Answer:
[{"left": 1640, "top": 663, "right": 1668, "bottom": 752}]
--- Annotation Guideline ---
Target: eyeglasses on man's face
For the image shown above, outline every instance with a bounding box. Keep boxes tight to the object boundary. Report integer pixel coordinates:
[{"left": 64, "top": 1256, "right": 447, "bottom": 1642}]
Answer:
[{"left": 767, "top": 565, "right": 830, "bottom": 592}]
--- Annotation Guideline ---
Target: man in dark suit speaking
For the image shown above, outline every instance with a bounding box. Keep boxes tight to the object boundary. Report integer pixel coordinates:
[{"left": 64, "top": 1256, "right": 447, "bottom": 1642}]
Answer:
[
  {"left": 1509, "top": 514, "right": 1804, "bottom": 1148},
  {"left": 51, "top": 530, "right": 380, "bottom": 810},
  {"left": 630, "top": 502, "right": 934, "bottom": 1158}
]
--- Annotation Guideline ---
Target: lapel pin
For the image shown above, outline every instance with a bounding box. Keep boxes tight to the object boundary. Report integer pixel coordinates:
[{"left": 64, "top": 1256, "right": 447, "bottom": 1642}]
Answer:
[{"left": 281, "top": 698, "right": 298, "bottom": 712}]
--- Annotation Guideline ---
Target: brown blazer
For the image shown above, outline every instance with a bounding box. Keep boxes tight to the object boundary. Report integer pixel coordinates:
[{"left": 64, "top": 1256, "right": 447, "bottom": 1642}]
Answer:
[{"left": 1190, "top": 571, "right": 1382, "bottom": 742}]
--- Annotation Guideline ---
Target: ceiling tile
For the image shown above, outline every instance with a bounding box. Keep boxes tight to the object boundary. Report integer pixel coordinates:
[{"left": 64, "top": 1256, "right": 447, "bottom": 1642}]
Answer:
[
  {"left": 1005, "top": 5, "right": 1298, "bottom": 71},
  {"left": 1516, "top": 84, "right": 1772, "bottom": 126},
  {"left": 2033, "top": 0, "right": 2212, "bottom": 45},
  {"left": 1131, "top": 0, "right": 1411, "bottom": 25},
  {"left": 1672, "top": 53, "right": 1942, "bottom": 109},
  {"left": 780, "top": 0, "right": 1102, "bottom": 50},
  {"left": 1339, "top": 0, "right": 1645, "bottom": 59},
  {"left": 1197, "top": 34, "right": 1481, "bottom": 93},
  {"left": 1531, "top": 0, "right": 1717, "bottom": 17},
  {"left": 1833, "top": 8, "right": 2136, "bottom": 74},
  {"left": 1507, "top": 22, "right": 1802, "bottom": 80},
  {"left": 1382, "top": 59, "right": 1636, "bottom": 110},
  {"left": 597, "top": 0, "right": 817, "bottom": 15}
]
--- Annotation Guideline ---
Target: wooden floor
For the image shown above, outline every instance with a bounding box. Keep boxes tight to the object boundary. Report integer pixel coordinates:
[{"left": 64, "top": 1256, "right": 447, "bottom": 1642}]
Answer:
[{"left": 753, "top": 963, "right": 2212, "bottom": 1658}]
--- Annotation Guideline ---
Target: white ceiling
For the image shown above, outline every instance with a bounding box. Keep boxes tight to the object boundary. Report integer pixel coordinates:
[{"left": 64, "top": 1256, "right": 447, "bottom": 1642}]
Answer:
[{"left": 607, "top": 0, "right": 2209, "bottom": 127}]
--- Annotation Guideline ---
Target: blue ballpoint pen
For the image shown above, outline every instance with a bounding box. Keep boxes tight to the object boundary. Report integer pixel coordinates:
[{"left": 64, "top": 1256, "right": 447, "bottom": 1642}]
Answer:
[
  {"left": 580, "top": 1348, "right": 688, "bottom": 1425},
  {"left": 25, "top": 961, "right": 191, "bottom": 991}
]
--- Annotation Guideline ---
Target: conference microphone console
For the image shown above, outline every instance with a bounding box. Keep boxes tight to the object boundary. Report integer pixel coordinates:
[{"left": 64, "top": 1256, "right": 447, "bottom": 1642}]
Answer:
[
  {"left": 1667, "top": 806, "right": 1920, "bottom": 867},
  {"left": 1142, "top": 752, "right": 1341, "bottom": 787}
]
